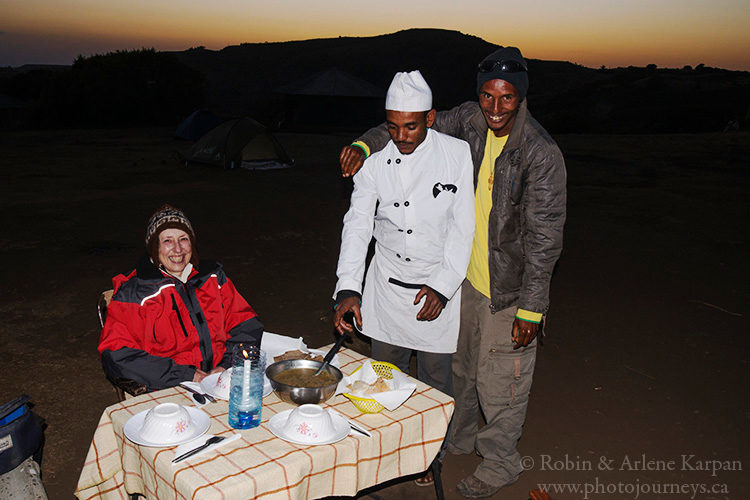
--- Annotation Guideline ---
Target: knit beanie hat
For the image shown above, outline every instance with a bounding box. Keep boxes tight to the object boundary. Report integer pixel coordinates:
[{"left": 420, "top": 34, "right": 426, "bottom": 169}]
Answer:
[
  {"left": 145, "top": 204, "right": 199, "bottom": 266},
  {"left": 476, "top": 46, "right": 529, "bottom": 100}
]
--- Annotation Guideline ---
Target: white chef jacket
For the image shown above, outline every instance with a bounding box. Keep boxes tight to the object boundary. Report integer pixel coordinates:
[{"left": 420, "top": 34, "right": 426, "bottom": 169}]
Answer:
[{"left": 334, "top": 129, "right": 475, "bottom": 353}]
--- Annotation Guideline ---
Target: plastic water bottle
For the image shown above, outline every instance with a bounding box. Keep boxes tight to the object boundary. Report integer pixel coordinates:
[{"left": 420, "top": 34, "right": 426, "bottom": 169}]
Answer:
[{"left": 228, "top": 344, "right": 265, "bottom": 429}]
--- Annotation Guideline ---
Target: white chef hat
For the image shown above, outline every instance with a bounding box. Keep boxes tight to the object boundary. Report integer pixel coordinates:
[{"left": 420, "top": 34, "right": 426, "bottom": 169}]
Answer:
[{"left": 385, "top": 70, "right": 432, "bottom": 112}]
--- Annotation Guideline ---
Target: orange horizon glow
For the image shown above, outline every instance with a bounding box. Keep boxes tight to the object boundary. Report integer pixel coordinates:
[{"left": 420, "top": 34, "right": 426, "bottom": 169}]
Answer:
[{"left": 2, "top": 0, "right": 749, "bottom": 70}]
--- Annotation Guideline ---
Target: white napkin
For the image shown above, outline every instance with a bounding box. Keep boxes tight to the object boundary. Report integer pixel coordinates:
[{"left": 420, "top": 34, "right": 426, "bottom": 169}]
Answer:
[
  {"left": 337, "top": 361, "right": 416, "bottom": 411},
  {"left": 260, "top": 331, "right": 309, "bottom": 389},
  {"left": 260, "top": 331, "right": 308, "bottom": 361},
  {"left": 171, "top": 433, "right": 241, "bottom": 465},
  {"left": 260, "top": 330, "right": 341, "bottom": 367}
]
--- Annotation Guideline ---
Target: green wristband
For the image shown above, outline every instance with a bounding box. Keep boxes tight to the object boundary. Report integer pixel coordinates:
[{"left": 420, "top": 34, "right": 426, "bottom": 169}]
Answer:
[{"left": 351, "top": 143, "right": 368, "bottom": 158}]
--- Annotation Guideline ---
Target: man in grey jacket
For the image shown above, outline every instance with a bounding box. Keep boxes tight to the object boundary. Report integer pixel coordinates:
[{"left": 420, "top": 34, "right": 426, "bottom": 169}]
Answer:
[{"left": 340, "top": 47, "right": 566, "bottom": 498}]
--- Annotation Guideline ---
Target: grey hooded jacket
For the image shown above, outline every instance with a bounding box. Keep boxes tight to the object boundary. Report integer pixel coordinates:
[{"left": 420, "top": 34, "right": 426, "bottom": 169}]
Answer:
[{"left": 355, "top": 99, "right": 566, "bottom": 314}]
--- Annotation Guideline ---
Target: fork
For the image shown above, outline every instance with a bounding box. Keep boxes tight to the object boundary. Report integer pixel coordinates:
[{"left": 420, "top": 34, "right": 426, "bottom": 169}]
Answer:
[{"left": 172, "top": 436, "right": 225, "bottom": 463}]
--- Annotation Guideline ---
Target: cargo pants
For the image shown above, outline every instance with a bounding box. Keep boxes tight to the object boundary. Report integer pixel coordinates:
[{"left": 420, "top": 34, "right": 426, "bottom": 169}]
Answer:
[{"left": 447, "top": 280, "right": 537, "bottom": 487}]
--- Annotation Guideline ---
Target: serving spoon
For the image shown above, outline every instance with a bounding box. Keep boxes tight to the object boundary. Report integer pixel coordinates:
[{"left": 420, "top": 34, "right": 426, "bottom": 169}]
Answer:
[{"left": 313, "top": 331, "right": 349, "bottom": 377}]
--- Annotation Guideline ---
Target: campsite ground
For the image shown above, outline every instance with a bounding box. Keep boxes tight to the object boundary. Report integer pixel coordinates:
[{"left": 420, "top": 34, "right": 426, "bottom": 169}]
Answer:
[{"left": 0, "top": 128, "right": 748, "bottom": 499}]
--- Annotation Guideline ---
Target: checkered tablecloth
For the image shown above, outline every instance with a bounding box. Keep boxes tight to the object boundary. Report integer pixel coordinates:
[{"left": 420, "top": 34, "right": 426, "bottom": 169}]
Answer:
[{"left": 75, "top": 347, "right": 454, "bottom": 500}]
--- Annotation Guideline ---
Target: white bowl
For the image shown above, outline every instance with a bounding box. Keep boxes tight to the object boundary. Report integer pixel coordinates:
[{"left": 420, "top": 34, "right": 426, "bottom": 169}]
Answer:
[
  {"left": 213, "top": 367, "right": 233, "bottom": 399},
  {"left": 138, "top": 403, "right": 193, "bottom": 444},
  {"left": 124, "top": 406, "right": 210, "bottom": 447},
  {"left": 281, "top": 404, "right": 337, "bottom": 443},
  {"left": 201, "top": 369, "right": 274, "bottom": 400}
]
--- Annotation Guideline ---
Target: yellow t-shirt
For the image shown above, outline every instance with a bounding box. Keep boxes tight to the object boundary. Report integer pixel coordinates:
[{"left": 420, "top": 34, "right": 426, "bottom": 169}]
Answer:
[{"left": 466, "top": 130, "right": 507, "bottom": 298}]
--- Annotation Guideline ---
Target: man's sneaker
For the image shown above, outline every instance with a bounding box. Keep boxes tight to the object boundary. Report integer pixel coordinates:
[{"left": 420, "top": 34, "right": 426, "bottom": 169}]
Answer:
[{"left": 455, "top": 474, "right": 501, "bottom": 498}]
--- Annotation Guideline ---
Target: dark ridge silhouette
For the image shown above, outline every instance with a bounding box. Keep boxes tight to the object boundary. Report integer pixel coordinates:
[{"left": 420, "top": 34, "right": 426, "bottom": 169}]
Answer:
[
  {"left": 1, "top": 29, "right": 748, "bottom": 132},
  {"left": 170, "top": 29, "right": 497, "bottom": 124},
  {"left": 0, "top": 49, "right": 205, "bottom": 128},
  {"left": 0, "top": 64, "right": 70, "bottom": 76}
]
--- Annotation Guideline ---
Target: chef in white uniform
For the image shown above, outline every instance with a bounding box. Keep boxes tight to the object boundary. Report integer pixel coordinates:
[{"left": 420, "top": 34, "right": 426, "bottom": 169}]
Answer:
[{"left": 333, "top": 70, "right": 475, "bottom": 396}]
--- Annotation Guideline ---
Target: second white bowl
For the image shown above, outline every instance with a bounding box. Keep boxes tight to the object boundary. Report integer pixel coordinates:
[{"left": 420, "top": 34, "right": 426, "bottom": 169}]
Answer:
[{"left": 281, "top": 404, "right": 337, "bottom": 443}]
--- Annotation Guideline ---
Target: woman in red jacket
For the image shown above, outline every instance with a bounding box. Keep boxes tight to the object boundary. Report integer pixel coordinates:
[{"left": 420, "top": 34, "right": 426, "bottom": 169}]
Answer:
[{"left": 98, "top": 205, "right": 263, "bottom": 390}]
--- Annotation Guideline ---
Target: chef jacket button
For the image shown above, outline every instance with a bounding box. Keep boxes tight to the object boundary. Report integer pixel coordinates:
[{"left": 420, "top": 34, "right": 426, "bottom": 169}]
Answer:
[
  {"left": 404, "top": 201, "right": 410, "bottom": 206},
  {"left": 398, "top": 229, "right": 404, "bottom": 232},
  {"left": 394, "top": 202, "right": 400, "bottom": 207},
  {"left": 406, "top": 229, "right": 412, "bottom": 234},
  {"left": 405, "top": 258, "right": 411, "bottom": 262},
  {"left": 396, "top": 253, "right": 401, "bottom": 258},
  {"left": 395, "top": 158, "right": 401, "bottom": 164},
  {"left": 387, "top": 159, "right": 391, "bottom": 164}
]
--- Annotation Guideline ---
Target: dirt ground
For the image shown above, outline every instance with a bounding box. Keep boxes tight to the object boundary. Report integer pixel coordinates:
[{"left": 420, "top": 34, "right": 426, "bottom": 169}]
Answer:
[{"left": 0, "top": 127, "right": 748, "bottom": 500}]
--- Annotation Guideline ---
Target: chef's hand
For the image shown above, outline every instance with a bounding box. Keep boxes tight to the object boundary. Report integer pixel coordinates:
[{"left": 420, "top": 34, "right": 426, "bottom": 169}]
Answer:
[
  {"left": 192, "top": 369, "right": 208, "bottom": 383},
  {"left": 340, "top": 145, "right": 365, "bottom": 178},
  {"left": 511, "top": 318, "right": 539, "bottom": 349},
  {"left": 334, "top": 297, "right": 362, "bottom": 334},
  {"left": 414, "top": 286, "right": 444, "bottom": 321}
]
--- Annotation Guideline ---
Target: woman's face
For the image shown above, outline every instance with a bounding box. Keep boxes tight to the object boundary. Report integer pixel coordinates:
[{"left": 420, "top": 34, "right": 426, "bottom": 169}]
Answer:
[{"left": 157, "top": 228, "right": 192, "bottom": 274}]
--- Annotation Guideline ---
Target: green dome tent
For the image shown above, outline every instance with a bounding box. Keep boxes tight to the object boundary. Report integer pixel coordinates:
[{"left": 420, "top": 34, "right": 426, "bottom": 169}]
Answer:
[
  {"left": 183, "top": 117, "right": 293, "bottom": 170},
  {"left": 175, "top": 109, "right": 224, "bottom": 141}
]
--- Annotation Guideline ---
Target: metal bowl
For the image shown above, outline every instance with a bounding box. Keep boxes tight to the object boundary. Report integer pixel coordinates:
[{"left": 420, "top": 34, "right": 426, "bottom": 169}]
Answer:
[{"left": 265, "top": 359, "right": 343, "bottom": 405}]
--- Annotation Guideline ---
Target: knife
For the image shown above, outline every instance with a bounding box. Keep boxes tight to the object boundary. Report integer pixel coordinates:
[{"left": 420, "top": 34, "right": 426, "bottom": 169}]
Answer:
[
  {"left": 328, "top": 409, "right": 371, "bottom": 437},
  {"left": 348, "top": 421, "right": 372, "bottom": 438},
  {"left": 179, "top": 383, "right": 216, "bottom": 403},
  {"left": 172, "top": 435, "right": 226, "bottom": 463}
]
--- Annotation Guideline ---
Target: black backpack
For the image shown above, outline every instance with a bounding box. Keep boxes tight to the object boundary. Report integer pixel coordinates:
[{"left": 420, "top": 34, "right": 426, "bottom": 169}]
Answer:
[{"left": 0, "top": 395, "right": 44, "bottom": 475}]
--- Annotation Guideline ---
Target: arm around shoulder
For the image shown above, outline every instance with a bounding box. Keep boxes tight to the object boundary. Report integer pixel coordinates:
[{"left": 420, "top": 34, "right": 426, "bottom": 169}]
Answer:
[
  {"left": 340, "top": 124, "right": 391, "bottom": 177},
  {"left": 432, "top": 102, "right": 480, "bottom": 138}
]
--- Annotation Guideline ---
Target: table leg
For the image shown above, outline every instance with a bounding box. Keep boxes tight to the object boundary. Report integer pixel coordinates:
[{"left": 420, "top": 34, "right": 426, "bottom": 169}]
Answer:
[{"left": 430, "top": 457, "right": 444, "bottom": 500}]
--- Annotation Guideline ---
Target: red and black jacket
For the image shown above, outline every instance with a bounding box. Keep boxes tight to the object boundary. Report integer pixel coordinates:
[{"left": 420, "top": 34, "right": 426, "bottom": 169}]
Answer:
[{"left": 98, "top": 255, "right": 263, "bottom": 390}]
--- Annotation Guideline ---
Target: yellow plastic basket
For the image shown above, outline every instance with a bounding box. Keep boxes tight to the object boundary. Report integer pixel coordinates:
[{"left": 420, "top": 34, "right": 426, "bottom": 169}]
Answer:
[{"left": 343, "top": 361, "right": 401, "bottom": 414}]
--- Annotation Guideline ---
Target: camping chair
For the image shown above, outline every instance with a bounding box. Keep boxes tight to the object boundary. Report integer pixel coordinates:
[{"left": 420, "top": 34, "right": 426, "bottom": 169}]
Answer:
[{"left": 98, "top": 290, "right": 148, "bottom": 401}]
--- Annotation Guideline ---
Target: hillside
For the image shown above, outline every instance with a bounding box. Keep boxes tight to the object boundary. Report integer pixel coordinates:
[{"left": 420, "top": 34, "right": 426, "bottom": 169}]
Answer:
[
  {"left": 169, "top": 29, "right": 750, "bottom": 133},
  {"left": 2, "top": 29, "right": 749, "bottom": 133}
]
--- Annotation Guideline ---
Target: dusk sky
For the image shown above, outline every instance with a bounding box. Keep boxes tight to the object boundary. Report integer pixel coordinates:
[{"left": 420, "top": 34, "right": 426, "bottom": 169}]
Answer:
[{"left": 2, "top": 0, "right": 749, "bottom": 70}]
